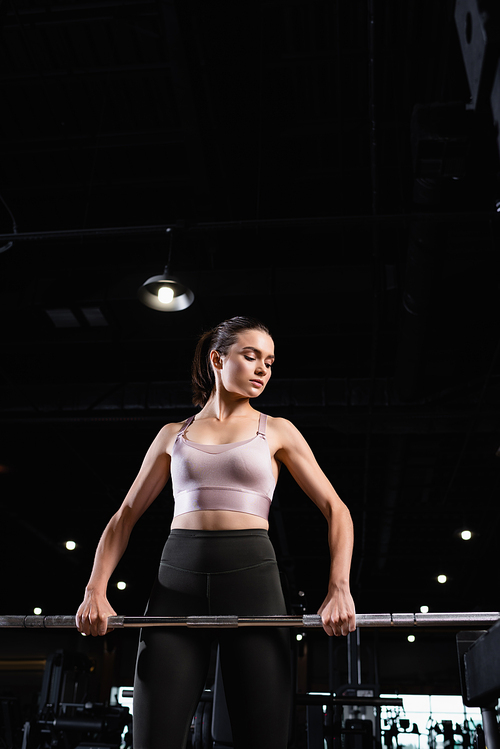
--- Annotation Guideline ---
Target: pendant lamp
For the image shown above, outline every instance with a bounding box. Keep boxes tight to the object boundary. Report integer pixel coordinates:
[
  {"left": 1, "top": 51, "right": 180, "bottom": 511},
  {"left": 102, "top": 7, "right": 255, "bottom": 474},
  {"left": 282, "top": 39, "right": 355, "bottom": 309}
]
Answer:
[{"left": 137, "top": 229, "right": 194, "bottom": 311}]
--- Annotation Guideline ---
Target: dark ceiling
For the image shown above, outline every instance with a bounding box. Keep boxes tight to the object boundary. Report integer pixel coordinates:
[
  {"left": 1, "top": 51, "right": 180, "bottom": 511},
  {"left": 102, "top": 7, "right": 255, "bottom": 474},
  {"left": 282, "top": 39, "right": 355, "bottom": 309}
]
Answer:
[{"left": 1, "top": 0, "right": 500, "bottom": 627}]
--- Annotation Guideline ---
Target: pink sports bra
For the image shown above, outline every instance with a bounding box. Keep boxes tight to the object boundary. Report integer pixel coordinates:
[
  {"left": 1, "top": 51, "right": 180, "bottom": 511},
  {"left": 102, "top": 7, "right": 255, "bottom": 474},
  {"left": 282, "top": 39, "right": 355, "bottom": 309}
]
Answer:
[{"left": 170, "top": 413, "right": 276, "bottom": 520}]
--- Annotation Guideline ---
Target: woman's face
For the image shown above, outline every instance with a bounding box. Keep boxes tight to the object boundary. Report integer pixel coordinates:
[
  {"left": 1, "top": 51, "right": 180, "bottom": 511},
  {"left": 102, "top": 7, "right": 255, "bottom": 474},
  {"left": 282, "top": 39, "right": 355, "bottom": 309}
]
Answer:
[{"left": 214, "top": 329, "right": 275, "bottom": 399}]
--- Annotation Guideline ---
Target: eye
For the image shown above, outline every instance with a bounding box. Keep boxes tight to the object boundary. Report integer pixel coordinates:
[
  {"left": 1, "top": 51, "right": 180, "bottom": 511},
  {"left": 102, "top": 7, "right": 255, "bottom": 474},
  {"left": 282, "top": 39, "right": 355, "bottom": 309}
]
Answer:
[{"left": 244, "top": 356, "right": 256, "bottom": 362}]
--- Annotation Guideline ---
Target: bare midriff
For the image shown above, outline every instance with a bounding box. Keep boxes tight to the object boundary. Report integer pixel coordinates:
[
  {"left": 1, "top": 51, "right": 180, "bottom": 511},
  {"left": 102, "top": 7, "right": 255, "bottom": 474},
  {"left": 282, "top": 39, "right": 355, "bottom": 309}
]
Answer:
[{"left": 170, "top": 509, "right": 269, "bottom": 531}]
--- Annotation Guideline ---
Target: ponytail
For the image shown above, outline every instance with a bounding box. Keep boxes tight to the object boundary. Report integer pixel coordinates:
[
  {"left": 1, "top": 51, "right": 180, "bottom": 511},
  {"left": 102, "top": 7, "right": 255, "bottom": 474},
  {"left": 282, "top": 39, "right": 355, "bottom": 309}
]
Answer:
[
  {"left": 191, "top": 316, "right": 272, "bottom": 407},
  {"left": 191, "top": 330, "right": 216, "bottom": 408}
]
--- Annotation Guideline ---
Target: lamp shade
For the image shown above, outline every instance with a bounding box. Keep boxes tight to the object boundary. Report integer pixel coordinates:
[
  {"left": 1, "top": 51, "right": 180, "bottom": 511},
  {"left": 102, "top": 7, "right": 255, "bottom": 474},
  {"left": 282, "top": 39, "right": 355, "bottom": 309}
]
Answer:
[{"left": 137, "top": 269, "right": 194, "bottom": 311}]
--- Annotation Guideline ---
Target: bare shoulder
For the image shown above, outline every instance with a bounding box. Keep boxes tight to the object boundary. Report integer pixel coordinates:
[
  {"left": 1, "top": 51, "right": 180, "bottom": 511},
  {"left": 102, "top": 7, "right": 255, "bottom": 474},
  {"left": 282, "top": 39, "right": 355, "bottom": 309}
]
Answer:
[
  {"left": 266, "top": 415, "right": 304, "bottom": 451},
  {"left": 152, "top": 418, "right": 190, "bottom": 456}
]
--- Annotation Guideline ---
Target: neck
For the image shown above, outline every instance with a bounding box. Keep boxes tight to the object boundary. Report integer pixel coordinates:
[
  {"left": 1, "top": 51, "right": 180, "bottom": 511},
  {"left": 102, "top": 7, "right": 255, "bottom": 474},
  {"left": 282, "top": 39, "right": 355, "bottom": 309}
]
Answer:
[{"left": 201, "top": 391, "right": 256, "bottom": 422}]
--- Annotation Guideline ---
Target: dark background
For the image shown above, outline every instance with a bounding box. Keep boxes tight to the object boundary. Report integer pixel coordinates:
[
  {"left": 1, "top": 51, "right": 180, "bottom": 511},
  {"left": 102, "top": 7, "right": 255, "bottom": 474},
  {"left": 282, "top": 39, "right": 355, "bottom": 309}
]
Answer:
[{"left": 0, "top": 0, "right": 499, "bottom": 701}]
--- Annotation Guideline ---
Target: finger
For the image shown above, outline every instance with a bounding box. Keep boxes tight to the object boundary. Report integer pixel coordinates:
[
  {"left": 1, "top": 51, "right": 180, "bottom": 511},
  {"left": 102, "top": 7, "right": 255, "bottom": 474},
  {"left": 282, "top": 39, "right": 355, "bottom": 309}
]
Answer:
[
  {"left": 321, "top": 614, "right": 336, "bottom": 637},
  {"left": 94, "top": 616, "right": 109, "bottom": 637},
  {"left": 80, "top": 621, "right": 91, "bottom": 637},
  {"left": 330, "top": 614, "right": 345, "bottom": 636},
  {"left": 76, "top": 612, "right": 91, "bottom": 636},
  {"left": 341, "top": 617, "right": 356, "bottom": 636},
  {"left": 94, "top": 611, "right": 116, "bottom": 637},
  {"left": 75, "top": 608, "right": 85, "bottom": 632},
  {"left": 333, "top": 617, "right": 350, "bottom": 637}
]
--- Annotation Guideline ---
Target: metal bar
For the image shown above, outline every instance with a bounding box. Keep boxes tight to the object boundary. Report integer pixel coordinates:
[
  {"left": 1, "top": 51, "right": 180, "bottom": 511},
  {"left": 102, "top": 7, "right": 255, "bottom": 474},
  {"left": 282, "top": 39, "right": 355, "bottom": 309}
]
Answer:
[
  {"left": 0, "top": 612, "right": 498, "bottom": 630},
  {"left": 5, "top": 0, "right": 156, "bottom": 17},
  {"left": 0, "top": 212, "right": 498, "bottom": 243},
  {"left": 295, "top": 695, "right": 404, "bottom": 707},
  {"left": 0, "top": 62, "right": 172, "bottom": 84}
]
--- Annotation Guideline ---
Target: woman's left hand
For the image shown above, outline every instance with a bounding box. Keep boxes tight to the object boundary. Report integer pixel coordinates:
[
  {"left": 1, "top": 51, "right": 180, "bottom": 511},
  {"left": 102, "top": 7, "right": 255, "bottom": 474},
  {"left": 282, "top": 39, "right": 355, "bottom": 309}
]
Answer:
[{"left": 317, "top": 585, "right": 356, "bottom": 637}]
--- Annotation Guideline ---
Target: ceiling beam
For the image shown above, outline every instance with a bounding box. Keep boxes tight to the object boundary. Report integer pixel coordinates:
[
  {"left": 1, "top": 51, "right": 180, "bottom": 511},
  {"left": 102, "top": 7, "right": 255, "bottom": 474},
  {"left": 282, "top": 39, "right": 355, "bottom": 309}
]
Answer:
[
  {"left": 0, "top": 212, "right": 497, "bottom": 243},
  {"left": 2, "top": 378, "right": 500, "bottom": 433}
]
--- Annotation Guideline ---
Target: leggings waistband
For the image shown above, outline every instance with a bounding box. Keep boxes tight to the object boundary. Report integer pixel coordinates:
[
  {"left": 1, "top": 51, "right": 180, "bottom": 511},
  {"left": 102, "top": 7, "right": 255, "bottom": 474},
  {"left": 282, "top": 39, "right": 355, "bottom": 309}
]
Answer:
[{"left": 168, "top": 528, "right": 269, "bottom": 539}]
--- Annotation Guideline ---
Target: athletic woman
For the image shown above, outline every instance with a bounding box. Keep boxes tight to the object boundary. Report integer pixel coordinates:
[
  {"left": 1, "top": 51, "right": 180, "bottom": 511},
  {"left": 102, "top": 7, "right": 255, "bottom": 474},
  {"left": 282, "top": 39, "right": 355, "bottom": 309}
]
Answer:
[{"left": 76, "top": 316, "right": 356, "bottom": 749}]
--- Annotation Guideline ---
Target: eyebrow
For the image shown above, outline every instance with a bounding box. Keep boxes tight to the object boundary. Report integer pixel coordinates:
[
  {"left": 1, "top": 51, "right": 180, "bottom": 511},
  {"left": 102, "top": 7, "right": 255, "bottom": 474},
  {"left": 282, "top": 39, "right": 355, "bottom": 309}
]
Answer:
[{"left": 241, "top": 346, "right": 275, "bottom": 361}]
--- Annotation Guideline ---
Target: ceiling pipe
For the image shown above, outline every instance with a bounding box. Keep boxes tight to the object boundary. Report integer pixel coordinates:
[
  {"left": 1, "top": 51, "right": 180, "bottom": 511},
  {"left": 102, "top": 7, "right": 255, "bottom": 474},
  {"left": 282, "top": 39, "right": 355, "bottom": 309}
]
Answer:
[{"left": 0, "top": 211, "right": 497, "bottom": 244}]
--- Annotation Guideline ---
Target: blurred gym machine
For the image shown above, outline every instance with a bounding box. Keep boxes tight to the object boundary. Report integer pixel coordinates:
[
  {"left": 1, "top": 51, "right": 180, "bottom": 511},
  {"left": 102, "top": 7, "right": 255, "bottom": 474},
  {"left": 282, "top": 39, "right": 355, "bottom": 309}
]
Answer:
[
  {"left": 21, "top": 650, "right": 131, "bottom": 749},
  {"left": 381, "top": 716, "right": 420, "bottom": 749},
  {"left": 427, "top": 719, "right": 474, "bottom": 749},
  {"left": 303, "top": 629, "right": 402, "bottom": 749},
  {"left": 191, "top": 630, "right": 401, "bottom": 749},
  {"left": 454, "top": 0, "right": 500, "bottom": 156},
  {"left": 457, "top": 620, "right": 500, "bottom": 749}
]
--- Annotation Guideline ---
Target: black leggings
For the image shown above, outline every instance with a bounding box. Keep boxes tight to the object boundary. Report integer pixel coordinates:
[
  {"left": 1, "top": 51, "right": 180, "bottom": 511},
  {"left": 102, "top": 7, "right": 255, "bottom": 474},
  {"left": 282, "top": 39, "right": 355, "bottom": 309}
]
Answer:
[{"left": 133, "top": 529, "right": 291, "bottom": 749}]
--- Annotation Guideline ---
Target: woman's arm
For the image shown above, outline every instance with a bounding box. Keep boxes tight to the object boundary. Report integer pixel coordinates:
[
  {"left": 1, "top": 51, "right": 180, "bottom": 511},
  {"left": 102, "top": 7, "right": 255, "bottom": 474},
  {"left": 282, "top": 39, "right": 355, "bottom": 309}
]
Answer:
[
  {"left": 76, "top": 424, "right": 174, "bottom": 636},
  {"left": 273, "top": 418, "right": 356, "bottom": 637}
]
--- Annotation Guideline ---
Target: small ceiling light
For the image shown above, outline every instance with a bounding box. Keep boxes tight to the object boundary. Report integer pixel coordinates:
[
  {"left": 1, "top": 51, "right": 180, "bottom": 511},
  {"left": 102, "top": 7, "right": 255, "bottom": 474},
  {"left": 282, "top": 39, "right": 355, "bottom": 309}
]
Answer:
[
  {"left": 33, "top": 607, "right": 42, "bottom": 616},
  {"left": 65, "top": 540, "right": 76, "bottom": 551},
  {"left": 158, "top": 285, "right": 175, "bottom": 305},
  {"left": 420, "top": 605, "right": 429, "bottom": 613},
  {"left": 460, "top": 529, "right": 472, "bottom": 541},
  {"left": 437, "top": 574, "right": 447, "bottom": 584},
  {"left": 296, "top": 633, "right": 303, "bottom": 642},
  {"left": 407, "top": 635, "right": 416, "bottom": 643},
  {"left": 138, "top": 229, "right": 194, "bottom": 312},
  {"left": 117, "top": 581, "right": 127, "bottom": 590}
]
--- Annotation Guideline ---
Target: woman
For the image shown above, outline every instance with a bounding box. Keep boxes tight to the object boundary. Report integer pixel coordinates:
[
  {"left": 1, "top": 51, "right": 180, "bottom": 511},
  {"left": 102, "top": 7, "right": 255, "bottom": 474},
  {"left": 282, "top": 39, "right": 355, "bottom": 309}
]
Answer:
[{"left": 76, "top": 316, "right": 356, "bottom": 749}]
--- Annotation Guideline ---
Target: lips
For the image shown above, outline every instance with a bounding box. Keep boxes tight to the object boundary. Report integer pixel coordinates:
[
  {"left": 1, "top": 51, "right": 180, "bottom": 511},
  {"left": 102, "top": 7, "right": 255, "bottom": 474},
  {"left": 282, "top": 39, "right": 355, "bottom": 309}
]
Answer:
[{"left": 250, "top": 379, "right": 264, "bottom": 387}]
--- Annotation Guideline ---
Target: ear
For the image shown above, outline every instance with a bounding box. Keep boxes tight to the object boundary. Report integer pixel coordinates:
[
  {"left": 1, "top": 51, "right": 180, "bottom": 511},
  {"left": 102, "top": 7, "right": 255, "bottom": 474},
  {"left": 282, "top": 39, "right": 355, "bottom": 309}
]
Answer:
[{"left": 210, "top": 349, "right": 224, "bottom": 370}]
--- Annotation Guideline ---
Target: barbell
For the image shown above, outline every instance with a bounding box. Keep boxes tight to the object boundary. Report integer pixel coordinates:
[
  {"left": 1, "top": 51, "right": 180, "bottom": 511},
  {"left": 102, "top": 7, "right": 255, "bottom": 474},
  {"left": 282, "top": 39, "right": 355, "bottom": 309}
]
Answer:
[{"left": 0, "top": 612, "right": 498, "bottom": 629}]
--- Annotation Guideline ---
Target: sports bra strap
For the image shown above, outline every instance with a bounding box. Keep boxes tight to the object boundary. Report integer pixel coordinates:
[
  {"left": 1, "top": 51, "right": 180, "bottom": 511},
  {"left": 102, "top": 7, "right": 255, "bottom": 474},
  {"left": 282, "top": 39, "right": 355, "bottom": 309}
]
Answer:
[
  {"left": 177, "top": 413, "right": 267, "bottom": 439},
  {"left": 176, "top": 415, "right": 196, "bottom": 439},
  {"left": 257, "top": 412, "right": 267, "bottom": 437}
]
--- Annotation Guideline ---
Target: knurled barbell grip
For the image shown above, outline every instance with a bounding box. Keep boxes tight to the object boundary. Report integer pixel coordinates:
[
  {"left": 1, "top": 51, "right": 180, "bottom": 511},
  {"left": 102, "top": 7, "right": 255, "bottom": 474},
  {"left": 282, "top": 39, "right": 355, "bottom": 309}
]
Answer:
[
  {"left": 302, "top": 615, "right": 322, "bottom": 627},
  {"left": 186, "top": 616, "right": 239, "bottom": 628}
]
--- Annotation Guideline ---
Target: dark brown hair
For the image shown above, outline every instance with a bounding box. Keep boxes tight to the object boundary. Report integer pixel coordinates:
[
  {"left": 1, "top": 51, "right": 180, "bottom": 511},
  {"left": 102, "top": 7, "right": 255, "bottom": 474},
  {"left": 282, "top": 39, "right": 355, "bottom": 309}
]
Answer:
[{"left": 191, "top": 316, "right": 272, "bottom": 407}]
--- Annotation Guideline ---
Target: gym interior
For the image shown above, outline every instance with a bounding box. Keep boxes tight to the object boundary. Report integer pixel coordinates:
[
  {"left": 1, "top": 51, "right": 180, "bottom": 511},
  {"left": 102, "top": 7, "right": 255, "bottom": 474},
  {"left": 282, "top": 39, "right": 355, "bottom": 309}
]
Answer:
[{"left": 1, "top": 1, "right": 500, "bottom": 748}]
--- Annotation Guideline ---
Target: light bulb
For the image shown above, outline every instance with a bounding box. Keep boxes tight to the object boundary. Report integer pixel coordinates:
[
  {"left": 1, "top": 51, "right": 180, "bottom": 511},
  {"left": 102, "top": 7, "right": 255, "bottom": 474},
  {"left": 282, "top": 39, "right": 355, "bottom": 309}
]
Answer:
[
  {"left": 117, "top": 581, "right": 127, "bottom": 590},
  {"left": 65, "top": 540, "right": 76, "bottom": 551},
  {"left": 437, "top": 574, "right": 447, "bottom": 584},
  {"left": 460, "top": 530, "right": 472, "bottom": 541},
  {"left": 158, "top": 286, "right": 174, "bottom": 304}
]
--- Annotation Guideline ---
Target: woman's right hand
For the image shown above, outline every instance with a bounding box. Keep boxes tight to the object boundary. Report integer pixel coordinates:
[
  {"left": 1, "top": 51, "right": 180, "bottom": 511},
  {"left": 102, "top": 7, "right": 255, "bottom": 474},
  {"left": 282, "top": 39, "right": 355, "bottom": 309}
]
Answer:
[{"left": 75, "top": 589, "right": 117, "bottom": 637}]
